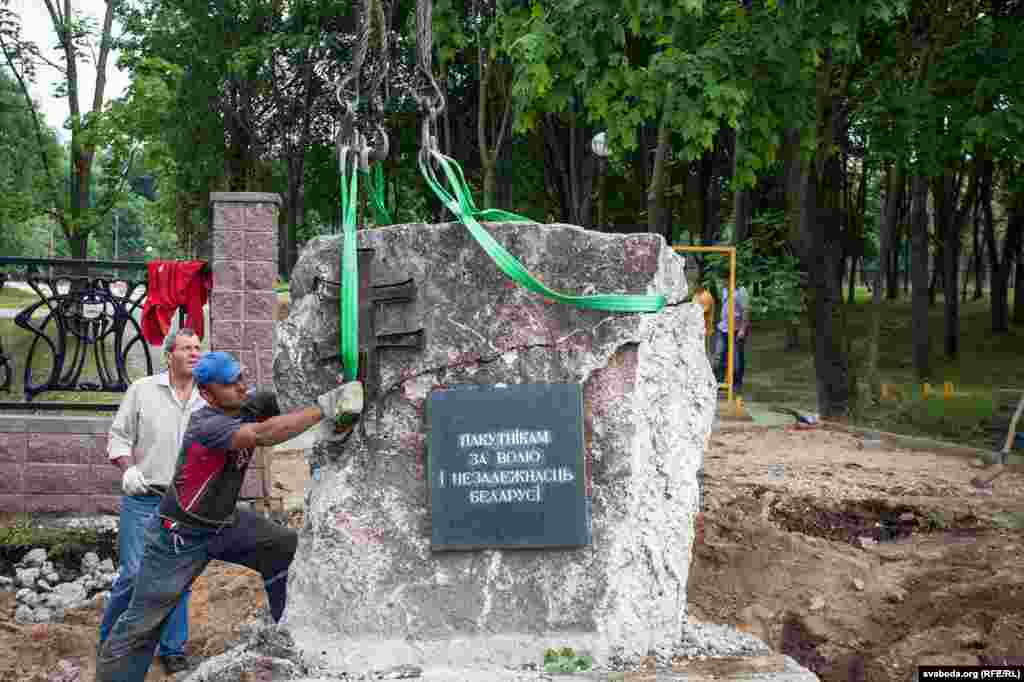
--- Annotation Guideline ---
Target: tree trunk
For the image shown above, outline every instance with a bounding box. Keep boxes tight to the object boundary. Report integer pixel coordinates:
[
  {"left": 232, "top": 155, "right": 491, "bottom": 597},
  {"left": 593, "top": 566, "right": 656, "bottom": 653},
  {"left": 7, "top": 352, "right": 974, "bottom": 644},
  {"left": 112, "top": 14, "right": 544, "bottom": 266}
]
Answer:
[
  {"left": 1014, "top": 246, "right": 1024, "bottom": 325},
  {"left": 888, "top": 229, "right": 901, "bottom": 300},
  {"left": 847, "top": 257, "right": 857, "bottom": 304},
  {"left": 868, "top": 162, "right": 902, "bottom": 400},
  {"left": 733, "top": 129, "right": 753, "bottom": 243},
  {"left": 482, "top": 153, "right": 498, "bottom": 213},
  {"left": 981, "top": 158, "right": 1010, "bottom": 333},
  {"left": 933, "top": 174, "right": 959, "bottom": 358},
  {"left": 648, "top": 111, "right": 672, "bottom": 236},
  {"left": 972, "top": 200, "right": 985, "bottom": 300},
  {"left": 803, "top": 52, "right": 850, "bottom": 419},
  {"left": 541, "top": 114, "right": 594, "bottom": 226},
  {"left": 1009, "top": 187, "right": 1024, "bottom": 325},
  {"left": 784, "top": 324, "right": 801, "bottom": 352},
  {"left": 910, "top": 174, "right": 931, "bottom": 378},
  {"left": 929, "top": 242, "right": 942, "bottom": 306}
]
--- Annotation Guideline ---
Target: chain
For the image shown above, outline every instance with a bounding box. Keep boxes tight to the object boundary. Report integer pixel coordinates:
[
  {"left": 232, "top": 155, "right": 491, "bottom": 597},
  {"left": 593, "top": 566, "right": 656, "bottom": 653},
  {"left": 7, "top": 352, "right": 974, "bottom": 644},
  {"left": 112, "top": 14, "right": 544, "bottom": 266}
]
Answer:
[
  {"left": 414, "top": 0, "right": 445, "bottom": 156},
  {"left": 336, "top": 0, "right": 391, "bottom": 173}
]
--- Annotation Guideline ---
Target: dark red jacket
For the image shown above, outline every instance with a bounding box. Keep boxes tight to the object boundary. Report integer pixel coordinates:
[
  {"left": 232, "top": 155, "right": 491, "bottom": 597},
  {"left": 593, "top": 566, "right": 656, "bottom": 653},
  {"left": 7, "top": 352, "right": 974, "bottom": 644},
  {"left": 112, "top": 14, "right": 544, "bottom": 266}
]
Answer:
[{"left": 141, "top": 260, "right": 211, "bottom": 345}]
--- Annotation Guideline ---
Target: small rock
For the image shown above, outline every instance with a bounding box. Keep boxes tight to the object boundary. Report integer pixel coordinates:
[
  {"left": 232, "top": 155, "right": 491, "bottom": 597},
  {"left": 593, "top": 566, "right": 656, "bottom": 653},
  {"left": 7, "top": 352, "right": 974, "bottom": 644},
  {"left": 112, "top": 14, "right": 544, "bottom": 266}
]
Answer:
[
  {"left": 858, "top": 536, "right": 877, "bottom": 548},
  {"left": 41, "top": 593, "right": 63, "bottom": 609},
  {"left": 809, "top": 595, "right": 826, "bottom": 611},
  {"left": 97, "top": 558, "right": 115, "bottom": 574},
  {"left": 32, "top": 606, "right": 54, "bottom": 623},
  {"left": 80, "top": 553, "right": 100, "bottom": 573},
  {"left": 53, "top": 581, "right": 87, "bottom": 605},
  {"left": 48, "top": 658, "right": 82, "bottom": 682},
  {"left": 885, "top": 589, "right": 906, "bottom": 604},
  {"left": 45, "top": 572, "right": 60, "bottom": 584},
  {"left": 0, "top": 576, "right": 13, "bottom": 590},
  {"left": 17, "top": 567, "right": 41, "bottom": 587},
  {"left": 41, "top": 561, "right": 54, "bottom": 574},
  {"left": 22, "top": 548, "right": 48, "bottom": 567},
  {"left": 15, "top": 604, "right": 34, "bottom": 624},
  {"left": 852, "top": 578, "right": 865, "bottom": 591},
  {"left": 37, "top": 579, "right": 53, "bottom": 592},
  {"left": 16, "top": 587, "right": 34, "bottom": 603},
  {"left": 897, "top": 512, "right": 915, "bottom": 523}
]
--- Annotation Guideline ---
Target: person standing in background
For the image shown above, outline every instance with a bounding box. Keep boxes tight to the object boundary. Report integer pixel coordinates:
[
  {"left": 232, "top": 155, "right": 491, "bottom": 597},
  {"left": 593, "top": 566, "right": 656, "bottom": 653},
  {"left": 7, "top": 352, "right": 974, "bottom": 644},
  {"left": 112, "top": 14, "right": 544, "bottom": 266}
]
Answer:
[
  {"left": 715, "top": 284, "right": 751, "bottom": 395},
  {"left": 99, "top": 328, "right": 205, "bottom": 675},
  {"left": 693, "top": 286, "right": 716, "bottom": 356}
]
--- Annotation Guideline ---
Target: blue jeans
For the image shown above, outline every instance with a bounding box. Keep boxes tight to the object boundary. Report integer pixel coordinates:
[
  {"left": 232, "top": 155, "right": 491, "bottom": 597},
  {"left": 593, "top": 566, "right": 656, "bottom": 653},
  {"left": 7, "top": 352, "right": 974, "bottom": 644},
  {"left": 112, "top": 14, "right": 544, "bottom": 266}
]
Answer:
[
  {"left": 96, "top": 509, "right": 297, "bottom": 682},
  {"left": 99, "top": 495, "right": 190, "bottom": 657},
  {"left": 716, "top": 330, "right": 746, "bottom": 391}
]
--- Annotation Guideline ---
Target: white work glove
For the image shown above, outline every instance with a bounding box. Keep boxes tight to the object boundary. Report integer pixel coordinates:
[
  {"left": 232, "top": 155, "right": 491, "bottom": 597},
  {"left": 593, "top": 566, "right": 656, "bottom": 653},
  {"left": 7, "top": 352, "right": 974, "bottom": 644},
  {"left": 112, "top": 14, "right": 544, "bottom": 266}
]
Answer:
[
  {"left": 316, "top": 381, "right": 364, "bottom": 437},
  {"left": 121, "top": 466, "right": 149, "bottom": 496}
]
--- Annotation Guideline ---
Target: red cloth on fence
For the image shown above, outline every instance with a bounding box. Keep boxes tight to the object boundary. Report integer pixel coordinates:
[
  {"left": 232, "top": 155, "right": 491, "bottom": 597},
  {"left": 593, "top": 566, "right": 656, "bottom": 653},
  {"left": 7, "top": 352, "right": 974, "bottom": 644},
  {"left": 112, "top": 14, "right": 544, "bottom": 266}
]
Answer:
[{"left": 141, "top": 260, "right": 212, "bottom": 346}]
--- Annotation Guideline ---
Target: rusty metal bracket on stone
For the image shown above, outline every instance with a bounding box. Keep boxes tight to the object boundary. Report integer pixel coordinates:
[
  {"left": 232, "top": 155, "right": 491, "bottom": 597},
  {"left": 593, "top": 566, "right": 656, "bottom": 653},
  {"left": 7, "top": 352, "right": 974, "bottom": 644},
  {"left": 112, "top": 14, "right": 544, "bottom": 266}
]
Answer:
[{"left": 312, "top": 248, "right": 425, "bottom": 410}]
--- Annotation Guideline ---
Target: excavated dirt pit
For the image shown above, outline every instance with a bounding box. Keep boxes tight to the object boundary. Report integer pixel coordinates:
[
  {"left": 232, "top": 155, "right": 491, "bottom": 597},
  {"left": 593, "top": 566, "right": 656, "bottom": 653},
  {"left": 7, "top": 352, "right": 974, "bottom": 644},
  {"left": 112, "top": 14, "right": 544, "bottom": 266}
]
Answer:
[{"left": 1, "top": 429, "right": 1023, "bottom": 681}]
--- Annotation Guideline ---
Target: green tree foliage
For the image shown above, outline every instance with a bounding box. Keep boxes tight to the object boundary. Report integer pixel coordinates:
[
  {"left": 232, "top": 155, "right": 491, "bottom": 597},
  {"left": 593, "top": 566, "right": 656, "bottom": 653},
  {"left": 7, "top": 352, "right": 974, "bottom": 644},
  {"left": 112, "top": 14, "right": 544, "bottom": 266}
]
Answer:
[
  {"left": 0, "top": 67, "right": 64, "bottom": 255},
  {"left": 0, "top": 0, "right": 141, "bottom": 259}
]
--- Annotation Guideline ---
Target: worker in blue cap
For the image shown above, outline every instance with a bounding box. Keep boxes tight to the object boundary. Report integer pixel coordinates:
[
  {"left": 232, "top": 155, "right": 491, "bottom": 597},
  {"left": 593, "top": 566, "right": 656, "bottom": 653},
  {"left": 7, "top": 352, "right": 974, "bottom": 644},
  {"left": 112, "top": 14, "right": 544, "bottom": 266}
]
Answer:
[{"left": 96, "top": 351, "right": 363, "bottom": 681}]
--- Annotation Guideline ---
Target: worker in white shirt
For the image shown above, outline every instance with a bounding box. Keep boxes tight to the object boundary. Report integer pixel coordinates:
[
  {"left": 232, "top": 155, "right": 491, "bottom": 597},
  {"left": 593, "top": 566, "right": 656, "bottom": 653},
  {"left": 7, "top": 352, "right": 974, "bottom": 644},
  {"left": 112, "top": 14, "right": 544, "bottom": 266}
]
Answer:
[{"left": 98, "top": 328, "right": 205, "bottom": 675}]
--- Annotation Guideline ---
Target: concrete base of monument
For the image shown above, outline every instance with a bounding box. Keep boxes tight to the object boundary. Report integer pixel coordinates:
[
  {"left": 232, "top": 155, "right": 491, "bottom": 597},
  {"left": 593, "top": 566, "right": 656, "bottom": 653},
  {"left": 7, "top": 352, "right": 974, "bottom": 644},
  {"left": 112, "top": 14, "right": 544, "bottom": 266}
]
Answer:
[
  {"left": 289, "top": 631, "right": 635, "bottom": 673},
  {"left": 180, "top": 623, "right": 821, "bottom": 681}
]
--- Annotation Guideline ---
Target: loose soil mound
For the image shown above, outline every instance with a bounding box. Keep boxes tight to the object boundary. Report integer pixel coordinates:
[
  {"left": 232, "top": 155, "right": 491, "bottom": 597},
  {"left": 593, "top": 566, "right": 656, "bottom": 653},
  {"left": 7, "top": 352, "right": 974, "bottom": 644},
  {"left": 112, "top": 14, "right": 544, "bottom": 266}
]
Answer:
[{"left": 689, "top": 426, "right": 1024, "bottom": 681}]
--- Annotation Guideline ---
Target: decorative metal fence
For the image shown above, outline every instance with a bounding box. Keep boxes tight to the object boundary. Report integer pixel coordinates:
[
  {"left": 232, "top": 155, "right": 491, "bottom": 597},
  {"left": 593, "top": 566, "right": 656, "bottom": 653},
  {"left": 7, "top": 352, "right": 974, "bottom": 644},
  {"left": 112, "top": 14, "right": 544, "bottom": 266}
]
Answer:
[{"left": 0, "top": 257, "right": 196, "bottom": 411}]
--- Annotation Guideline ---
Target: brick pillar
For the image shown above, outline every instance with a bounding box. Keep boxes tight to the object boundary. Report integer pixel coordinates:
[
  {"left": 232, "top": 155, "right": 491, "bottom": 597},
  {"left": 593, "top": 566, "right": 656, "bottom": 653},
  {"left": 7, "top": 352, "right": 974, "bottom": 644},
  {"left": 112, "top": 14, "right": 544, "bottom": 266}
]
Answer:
[
  {"left": 208, "top": 192, "right": 281, "bottom": 387},
  {"left": 209, "top": 192, "right": 281, "bottom": 501}
]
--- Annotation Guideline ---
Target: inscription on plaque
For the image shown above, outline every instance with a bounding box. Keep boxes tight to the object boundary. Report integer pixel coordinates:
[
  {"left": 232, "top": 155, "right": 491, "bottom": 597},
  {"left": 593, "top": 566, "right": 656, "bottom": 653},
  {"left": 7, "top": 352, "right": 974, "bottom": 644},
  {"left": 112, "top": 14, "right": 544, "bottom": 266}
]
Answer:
[{"left": 428, "top": 383, "right": 590, "bottom": 550}]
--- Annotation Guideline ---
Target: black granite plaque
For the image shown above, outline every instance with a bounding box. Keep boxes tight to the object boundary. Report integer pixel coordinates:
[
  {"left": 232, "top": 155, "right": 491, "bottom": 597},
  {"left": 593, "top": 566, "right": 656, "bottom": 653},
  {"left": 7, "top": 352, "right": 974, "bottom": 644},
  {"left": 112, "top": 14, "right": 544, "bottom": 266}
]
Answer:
[{"left": 427, "top": 383, "right": 590, "bottom": 551}]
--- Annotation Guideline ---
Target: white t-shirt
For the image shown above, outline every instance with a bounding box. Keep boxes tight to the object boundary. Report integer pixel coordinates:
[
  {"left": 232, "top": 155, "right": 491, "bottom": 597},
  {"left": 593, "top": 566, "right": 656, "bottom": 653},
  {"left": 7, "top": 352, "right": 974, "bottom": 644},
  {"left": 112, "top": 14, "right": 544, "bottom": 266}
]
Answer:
[{"left": 717, "top": 286, "right": 750, "bottom": 334}]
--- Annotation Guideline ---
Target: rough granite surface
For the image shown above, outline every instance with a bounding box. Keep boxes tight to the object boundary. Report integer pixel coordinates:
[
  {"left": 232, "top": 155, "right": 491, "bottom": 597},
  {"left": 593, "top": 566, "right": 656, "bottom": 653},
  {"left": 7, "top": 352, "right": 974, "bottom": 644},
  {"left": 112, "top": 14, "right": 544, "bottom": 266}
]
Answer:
[{"left": 274, "top": 221, "right": 718, "bottom": 672}]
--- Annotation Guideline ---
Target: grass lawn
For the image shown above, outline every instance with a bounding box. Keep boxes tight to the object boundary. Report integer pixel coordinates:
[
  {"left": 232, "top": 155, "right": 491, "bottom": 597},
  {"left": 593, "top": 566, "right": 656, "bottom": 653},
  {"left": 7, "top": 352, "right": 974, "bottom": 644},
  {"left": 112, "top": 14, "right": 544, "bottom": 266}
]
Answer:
[
  {"left": 0, "top": 286, "right": 44, "bottom": 309},
  {"left": 742, "top": 289, "right": 1023, "bottom": 449}
]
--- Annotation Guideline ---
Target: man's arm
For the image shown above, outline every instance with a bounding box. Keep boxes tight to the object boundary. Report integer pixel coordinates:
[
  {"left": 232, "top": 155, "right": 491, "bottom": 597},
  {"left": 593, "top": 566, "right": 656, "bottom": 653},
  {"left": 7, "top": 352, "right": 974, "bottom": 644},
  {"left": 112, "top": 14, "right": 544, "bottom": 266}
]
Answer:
[
  {"left": 108, "top": 383, "right": 140, "bottom": 472},
  {"left": 737, "top": 289, "right": 752, "bottom": 338},
  {"left": 229, "top": 407, "right": 326, "bottom": 450}
]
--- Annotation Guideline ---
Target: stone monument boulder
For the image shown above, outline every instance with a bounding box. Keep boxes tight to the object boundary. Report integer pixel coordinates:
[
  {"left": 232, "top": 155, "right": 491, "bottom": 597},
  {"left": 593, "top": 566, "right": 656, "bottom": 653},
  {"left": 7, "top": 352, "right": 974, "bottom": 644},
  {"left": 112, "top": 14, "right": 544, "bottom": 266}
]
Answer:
[{"left": 274, "top": 221, "right": 717, "bottom": 672}]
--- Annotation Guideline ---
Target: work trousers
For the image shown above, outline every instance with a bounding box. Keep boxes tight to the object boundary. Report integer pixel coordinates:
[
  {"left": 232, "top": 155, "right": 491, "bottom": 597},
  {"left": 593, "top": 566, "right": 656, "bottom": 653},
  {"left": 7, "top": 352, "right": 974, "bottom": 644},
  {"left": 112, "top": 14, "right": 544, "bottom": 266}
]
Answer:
[
  {"left": 96, "top": 509, "right": 297, "bottom": 682},
  {"left": 99, "top": 494, "right": 190, "bottom": 657}
]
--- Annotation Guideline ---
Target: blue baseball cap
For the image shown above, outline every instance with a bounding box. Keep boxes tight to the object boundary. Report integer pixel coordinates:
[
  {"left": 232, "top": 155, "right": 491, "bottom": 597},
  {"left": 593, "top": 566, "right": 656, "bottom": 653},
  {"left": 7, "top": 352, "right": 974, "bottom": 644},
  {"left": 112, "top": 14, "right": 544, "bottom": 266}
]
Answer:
[{"left": 192, "top": 351, "right": 242, "bottom": 386}]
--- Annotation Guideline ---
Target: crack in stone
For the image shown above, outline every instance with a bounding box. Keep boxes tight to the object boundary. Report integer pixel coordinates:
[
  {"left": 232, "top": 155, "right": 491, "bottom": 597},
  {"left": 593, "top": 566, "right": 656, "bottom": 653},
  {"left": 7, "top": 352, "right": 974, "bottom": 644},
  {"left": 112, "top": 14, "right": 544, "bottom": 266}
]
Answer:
[{"left": 377, "top": 323, "right": 629, "bottom": 402}]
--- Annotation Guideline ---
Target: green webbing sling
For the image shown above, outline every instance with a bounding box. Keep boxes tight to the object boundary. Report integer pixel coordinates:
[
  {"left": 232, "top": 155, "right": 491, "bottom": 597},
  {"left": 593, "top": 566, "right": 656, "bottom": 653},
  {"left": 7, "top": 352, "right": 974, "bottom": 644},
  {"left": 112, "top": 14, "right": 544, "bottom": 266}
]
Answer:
[
  {"left": 419, "top": 148, "right": 666, "bottom": 313},
  {"left": 338, "top": 145, "right": 667, "bottom": 382},
  {"left": 363, "top": 161, "right": 393, "bottom": 226},
  {"left": 339, "top": 157, "right": 360, "bottom": 382}
]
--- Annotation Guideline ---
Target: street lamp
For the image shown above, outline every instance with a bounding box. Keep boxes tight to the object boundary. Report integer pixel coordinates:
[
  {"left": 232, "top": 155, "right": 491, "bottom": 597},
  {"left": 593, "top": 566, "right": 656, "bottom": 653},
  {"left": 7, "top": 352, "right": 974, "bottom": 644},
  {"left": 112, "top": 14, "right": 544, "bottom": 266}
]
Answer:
[{"left": 591, "top": 132, "right": 610, "bottom": 231}]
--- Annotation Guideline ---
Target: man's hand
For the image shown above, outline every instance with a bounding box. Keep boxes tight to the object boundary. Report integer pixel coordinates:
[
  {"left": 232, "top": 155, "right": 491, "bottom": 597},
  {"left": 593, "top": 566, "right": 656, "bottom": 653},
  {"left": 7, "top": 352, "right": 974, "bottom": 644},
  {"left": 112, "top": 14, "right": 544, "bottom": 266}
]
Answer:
[
  {"left": 317, "top": 381, "right": 364, "bottom": 421},
  {"left": 316, "top": 381, "right": 364, "bottom": 434},
  {"left": 122, "top": 466, "right": 149, "bottom": 496}
]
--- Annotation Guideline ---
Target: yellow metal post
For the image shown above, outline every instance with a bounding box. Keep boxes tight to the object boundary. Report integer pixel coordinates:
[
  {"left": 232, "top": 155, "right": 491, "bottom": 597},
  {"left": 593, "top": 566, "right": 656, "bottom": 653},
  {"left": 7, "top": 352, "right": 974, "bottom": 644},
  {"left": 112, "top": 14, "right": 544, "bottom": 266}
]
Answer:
[{"left": 727, "top": 247, "right": 736, "bottom": 407}]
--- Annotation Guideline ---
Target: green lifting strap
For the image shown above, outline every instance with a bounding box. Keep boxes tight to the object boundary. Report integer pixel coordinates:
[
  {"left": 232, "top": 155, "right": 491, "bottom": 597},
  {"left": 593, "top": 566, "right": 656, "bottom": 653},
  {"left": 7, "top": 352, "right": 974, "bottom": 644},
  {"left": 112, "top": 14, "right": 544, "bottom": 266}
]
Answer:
[
  {"left": 362, "top": 162, "right": 393, "bottom": 226},
  {"left": 339, "top": 158, "right": 360, "bottom": 382},
  {"left": 419, "top": 148, "right": 667, "bottom": 313}
]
